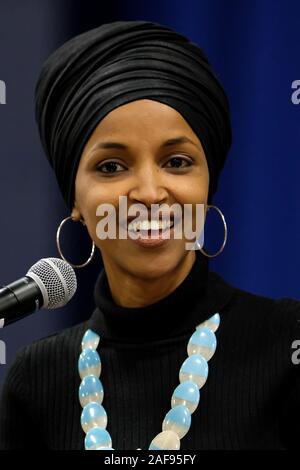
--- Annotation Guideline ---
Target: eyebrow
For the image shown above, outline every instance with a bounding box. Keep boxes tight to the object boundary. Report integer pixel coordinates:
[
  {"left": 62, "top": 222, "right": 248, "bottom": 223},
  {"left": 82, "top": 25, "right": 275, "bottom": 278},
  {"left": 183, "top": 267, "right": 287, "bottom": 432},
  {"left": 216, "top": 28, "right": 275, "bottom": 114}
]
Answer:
[{"left": 91, "top": 136, "right": 201, "bottom": 152}]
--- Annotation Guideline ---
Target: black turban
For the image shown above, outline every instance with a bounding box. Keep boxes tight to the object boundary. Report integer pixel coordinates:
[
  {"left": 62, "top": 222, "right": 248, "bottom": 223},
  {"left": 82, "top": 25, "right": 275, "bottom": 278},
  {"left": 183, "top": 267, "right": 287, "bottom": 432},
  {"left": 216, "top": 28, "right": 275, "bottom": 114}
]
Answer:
[{"left": 35, "top": 20, "right": 231, "bottom": 211}]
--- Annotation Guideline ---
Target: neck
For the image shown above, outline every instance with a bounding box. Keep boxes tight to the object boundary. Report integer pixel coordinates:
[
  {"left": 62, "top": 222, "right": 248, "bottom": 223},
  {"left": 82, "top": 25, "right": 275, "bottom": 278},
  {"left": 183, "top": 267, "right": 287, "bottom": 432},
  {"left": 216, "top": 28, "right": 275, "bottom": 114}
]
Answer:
[{"left": 101, "top": 250, "right": 196, "bottom": 308}]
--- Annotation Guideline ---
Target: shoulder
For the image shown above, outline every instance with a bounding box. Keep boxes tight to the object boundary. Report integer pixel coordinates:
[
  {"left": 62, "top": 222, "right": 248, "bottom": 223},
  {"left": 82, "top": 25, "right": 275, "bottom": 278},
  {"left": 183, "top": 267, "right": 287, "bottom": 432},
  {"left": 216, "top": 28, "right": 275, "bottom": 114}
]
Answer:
[
  {"left": 209, "top": 272, "right": 300, "bottom": 379},
  {"left": 5, "top": 320, "right": 89, "bottom": 386},
  {"left": 210, "top": 270, "right": 300, "bottom": 332},
  {"left": 24, "top": 320, "right": 88, "bottom": 364}
]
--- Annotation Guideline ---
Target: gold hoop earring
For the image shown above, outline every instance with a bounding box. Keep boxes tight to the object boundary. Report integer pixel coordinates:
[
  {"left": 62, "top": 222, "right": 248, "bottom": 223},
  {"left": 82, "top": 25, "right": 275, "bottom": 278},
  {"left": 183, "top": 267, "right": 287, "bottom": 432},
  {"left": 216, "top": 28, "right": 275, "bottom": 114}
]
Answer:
[
  {"left": 56, "top": 216, "right": 95, "bottom": 268},
  {"left": 197, "top": 205, "right": 227, "bottom": 258}
]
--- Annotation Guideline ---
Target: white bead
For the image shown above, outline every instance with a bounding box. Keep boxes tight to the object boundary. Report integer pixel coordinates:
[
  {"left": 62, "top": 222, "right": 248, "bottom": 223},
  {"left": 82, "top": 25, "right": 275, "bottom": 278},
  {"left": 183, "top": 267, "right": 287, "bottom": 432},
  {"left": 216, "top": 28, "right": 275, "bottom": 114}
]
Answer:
[{"left": 149, "top": 430, "right": 180, "bottom": 450}]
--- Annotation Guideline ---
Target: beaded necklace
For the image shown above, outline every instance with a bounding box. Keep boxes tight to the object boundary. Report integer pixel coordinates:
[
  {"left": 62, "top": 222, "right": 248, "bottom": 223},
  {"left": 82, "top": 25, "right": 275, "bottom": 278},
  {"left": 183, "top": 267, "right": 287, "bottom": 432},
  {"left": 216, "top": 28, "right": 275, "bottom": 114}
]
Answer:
[{"left": 78, "top": 312, "right": 220, "bottom": 450}]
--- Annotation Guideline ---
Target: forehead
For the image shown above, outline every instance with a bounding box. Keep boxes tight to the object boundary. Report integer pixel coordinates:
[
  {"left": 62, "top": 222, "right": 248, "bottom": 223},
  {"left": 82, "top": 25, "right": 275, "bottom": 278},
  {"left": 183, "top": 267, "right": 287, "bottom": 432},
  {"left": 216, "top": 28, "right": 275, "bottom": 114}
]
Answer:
[{"left": 87, "top": 99, "right": 198, "bottom": 142}]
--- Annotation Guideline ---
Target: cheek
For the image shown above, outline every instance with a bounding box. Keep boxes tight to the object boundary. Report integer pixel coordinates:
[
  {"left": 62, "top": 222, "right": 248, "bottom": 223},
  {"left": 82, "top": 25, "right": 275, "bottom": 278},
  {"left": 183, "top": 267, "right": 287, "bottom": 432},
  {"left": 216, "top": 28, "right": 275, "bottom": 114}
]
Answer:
[
  {"left": 173, "top": 175, "right": 208, "bottom": 231},
  {"left": 174, "top": 174, "right": 209, "bottom": 205},
  {"left": 75, "top": 174, "right": 117, "bottom": 216},
  {"left": 76, "top": 184, "right": 113, "bottom": 245}
]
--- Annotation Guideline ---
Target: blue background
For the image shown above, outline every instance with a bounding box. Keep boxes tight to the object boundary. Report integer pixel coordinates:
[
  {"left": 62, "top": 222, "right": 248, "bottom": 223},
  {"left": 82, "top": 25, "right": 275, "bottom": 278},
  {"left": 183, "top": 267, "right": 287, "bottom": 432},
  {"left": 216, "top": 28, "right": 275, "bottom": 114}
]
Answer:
[{"left": 0, "top": 0, "right": 299, "bottom": 388}]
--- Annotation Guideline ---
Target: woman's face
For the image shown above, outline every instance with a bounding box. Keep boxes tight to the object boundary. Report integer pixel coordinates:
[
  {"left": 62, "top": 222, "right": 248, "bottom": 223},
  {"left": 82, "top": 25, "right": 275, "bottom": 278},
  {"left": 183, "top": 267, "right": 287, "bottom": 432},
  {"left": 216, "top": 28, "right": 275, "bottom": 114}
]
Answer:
[{"left": 72, "top": 99, "right": 209, "bottom": 279}]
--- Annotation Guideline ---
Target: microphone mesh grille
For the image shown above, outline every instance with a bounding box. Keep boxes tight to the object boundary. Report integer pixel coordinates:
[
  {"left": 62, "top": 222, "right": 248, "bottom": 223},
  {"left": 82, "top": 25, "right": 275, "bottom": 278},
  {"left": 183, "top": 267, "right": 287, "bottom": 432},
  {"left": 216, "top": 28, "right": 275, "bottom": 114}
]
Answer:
[{"left": 26, "top": 258, "right": 77, "bottom": 309}]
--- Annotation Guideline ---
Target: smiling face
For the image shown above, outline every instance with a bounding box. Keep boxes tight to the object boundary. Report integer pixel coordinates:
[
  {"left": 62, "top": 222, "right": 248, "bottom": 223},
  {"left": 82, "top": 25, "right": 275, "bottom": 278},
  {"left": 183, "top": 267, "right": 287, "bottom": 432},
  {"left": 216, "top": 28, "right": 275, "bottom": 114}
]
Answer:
[{"left": 72, "top": 99, "right": 209, "bottom": 280}]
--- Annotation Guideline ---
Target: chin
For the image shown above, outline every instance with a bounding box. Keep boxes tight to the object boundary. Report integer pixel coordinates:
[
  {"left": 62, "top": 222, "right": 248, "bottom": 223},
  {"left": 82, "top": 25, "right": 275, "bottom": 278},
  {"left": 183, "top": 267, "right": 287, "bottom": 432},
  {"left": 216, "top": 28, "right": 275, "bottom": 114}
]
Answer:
[
  {"left": 128, "top": 263, "right": 174, "bottom": 281},
  {"left": 124, "top": 246, "right": 189, "bottom": 278}
]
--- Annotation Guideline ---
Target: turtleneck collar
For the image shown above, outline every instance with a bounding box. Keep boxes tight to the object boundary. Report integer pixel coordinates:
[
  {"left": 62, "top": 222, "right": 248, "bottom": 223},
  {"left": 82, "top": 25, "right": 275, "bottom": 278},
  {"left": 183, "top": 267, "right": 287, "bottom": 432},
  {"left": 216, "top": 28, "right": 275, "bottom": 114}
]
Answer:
[{"left": 89, "top": 250, "right": 234, "bottom": 342}]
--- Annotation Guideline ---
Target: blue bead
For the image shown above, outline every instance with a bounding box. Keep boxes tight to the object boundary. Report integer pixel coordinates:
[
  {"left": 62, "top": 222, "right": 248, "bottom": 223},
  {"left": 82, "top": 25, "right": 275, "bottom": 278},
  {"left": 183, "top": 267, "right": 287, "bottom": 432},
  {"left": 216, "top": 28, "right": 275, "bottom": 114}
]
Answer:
[
  {"left": 79, "top": 375, "right": 104, "bottom": 407},
  {"left": 181, "top": 354, "right": 208, "bottom": 375},
  {"left": 172, "top": 381, "right": 199, "bottom": 403},
  {"left": 171, "top": 380, "right": 200, "bottom": 413},
  {"left": 188, "top": 327, "right": 217, "bottom": 360},
  {"left": 179, "top": 354, "right": 208, "bottom": 388},
  {"left": 81, "top": 329, "right": 100, "bottom": 351},
  {"left": 197, "top": 313, "right": 220, "bottom": 332},
  {"left": 85, "top": 427, "right": 112, "bottom": 450},
  {"left": 163, "top": 405, "right": 191, "bottom": 438},
  {"left": 81, "top": 402, "right": 107, "bottom": 433},
  {"left": 78, "top": 349, "right": 101, "bottom": 379},
  {"left": 190, "top": 327, "right": 216, "bottom": 348}
]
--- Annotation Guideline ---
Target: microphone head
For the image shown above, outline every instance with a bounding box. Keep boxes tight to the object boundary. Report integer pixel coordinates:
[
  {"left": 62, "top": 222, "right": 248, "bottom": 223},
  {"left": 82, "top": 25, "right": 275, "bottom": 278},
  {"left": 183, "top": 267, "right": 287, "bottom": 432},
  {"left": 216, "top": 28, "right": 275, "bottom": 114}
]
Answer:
[{"left": 26, "top": 258, "right": 77, "bottom": 309}]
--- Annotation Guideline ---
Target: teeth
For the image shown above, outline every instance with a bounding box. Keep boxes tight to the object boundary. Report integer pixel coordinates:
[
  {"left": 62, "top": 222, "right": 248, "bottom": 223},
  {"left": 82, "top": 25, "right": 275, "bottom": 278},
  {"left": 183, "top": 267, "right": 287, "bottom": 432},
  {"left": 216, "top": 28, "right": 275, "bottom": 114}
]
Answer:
[{"left": 128, "top": 219, "right": 174, "bottom": 232}]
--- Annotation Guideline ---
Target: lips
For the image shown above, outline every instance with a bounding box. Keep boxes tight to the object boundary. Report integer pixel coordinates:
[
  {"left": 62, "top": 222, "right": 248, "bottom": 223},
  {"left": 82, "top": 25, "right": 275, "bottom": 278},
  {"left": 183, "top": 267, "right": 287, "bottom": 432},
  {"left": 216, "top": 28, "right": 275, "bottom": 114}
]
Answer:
[
  {"left": 117, "top": 212, "right": 181, "bottom": 247},
  {"left": 127, "top": 222, "right": 177, "bottom": 248}
]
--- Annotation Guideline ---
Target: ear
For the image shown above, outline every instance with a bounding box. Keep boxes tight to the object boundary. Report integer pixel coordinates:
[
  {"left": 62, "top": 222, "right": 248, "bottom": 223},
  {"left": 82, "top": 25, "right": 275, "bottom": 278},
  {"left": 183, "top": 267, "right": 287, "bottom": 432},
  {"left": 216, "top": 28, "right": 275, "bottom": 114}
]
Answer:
[{"left": 71, "top": 203, "right": 84, "bottom": 224}]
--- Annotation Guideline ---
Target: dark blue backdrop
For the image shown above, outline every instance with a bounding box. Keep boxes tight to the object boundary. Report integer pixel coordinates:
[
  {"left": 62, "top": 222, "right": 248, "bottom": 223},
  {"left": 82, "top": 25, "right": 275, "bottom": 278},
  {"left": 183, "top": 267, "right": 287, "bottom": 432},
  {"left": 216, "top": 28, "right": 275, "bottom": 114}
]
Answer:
[{"left": 0, "top": 0, "right": 299, "bottom": 388}]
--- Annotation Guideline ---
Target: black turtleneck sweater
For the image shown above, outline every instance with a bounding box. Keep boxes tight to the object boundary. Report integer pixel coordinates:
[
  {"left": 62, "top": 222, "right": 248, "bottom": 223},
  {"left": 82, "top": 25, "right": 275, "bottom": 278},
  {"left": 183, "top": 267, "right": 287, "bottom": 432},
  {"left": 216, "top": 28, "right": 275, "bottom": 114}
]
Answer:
[{"left": 0, "top": 251, "right": 300, "bottom": 450}]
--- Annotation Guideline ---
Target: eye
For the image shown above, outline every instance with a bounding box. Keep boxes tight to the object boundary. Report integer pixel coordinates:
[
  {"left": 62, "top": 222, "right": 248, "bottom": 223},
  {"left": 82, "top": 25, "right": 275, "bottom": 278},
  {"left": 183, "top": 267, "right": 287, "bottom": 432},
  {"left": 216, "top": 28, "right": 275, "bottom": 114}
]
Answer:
[
  {"left": 96, "top": 161, "right": 125, "bottom": 174},
  {"left": 164, "top": 156, "right": 192, "bottom": 169}
]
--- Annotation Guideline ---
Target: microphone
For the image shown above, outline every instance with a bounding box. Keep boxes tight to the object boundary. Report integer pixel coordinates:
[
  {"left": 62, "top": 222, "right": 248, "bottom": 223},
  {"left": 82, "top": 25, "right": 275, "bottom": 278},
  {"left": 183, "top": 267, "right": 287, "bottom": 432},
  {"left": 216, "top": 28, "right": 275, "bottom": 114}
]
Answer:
[{"left": 0, "top": 258, "right": 77, "bottom": 327}]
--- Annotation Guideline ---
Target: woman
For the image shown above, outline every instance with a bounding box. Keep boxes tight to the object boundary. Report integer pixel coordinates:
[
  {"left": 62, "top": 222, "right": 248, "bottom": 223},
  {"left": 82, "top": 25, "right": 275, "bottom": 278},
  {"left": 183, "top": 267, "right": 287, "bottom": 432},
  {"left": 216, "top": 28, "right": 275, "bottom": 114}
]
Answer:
[{"left": 0, "top": 20, "right": 299, "bottom": 450}]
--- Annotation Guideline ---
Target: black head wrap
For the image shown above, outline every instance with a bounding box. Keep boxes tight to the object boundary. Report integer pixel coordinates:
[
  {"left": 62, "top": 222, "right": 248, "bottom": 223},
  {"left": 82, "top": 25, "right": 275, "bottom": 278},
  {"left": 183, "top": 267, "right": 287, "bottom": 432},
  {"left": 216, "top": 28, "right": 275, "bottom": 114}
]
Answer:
[{"left": 35, "top": 20, "right": 231, "bottom": 211}]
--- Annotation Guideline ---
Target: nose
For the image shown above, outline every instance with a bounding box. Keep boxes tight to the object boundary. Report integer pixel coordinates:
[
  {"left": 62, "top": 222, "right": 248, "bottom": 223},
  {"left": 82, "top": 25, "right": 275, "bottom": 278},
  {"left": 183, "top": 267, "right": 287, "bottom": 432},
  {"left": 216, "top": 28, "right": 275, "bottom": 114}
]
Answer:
[{"left": 128, "top": 162, "right": 169, "bottom": 207}]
